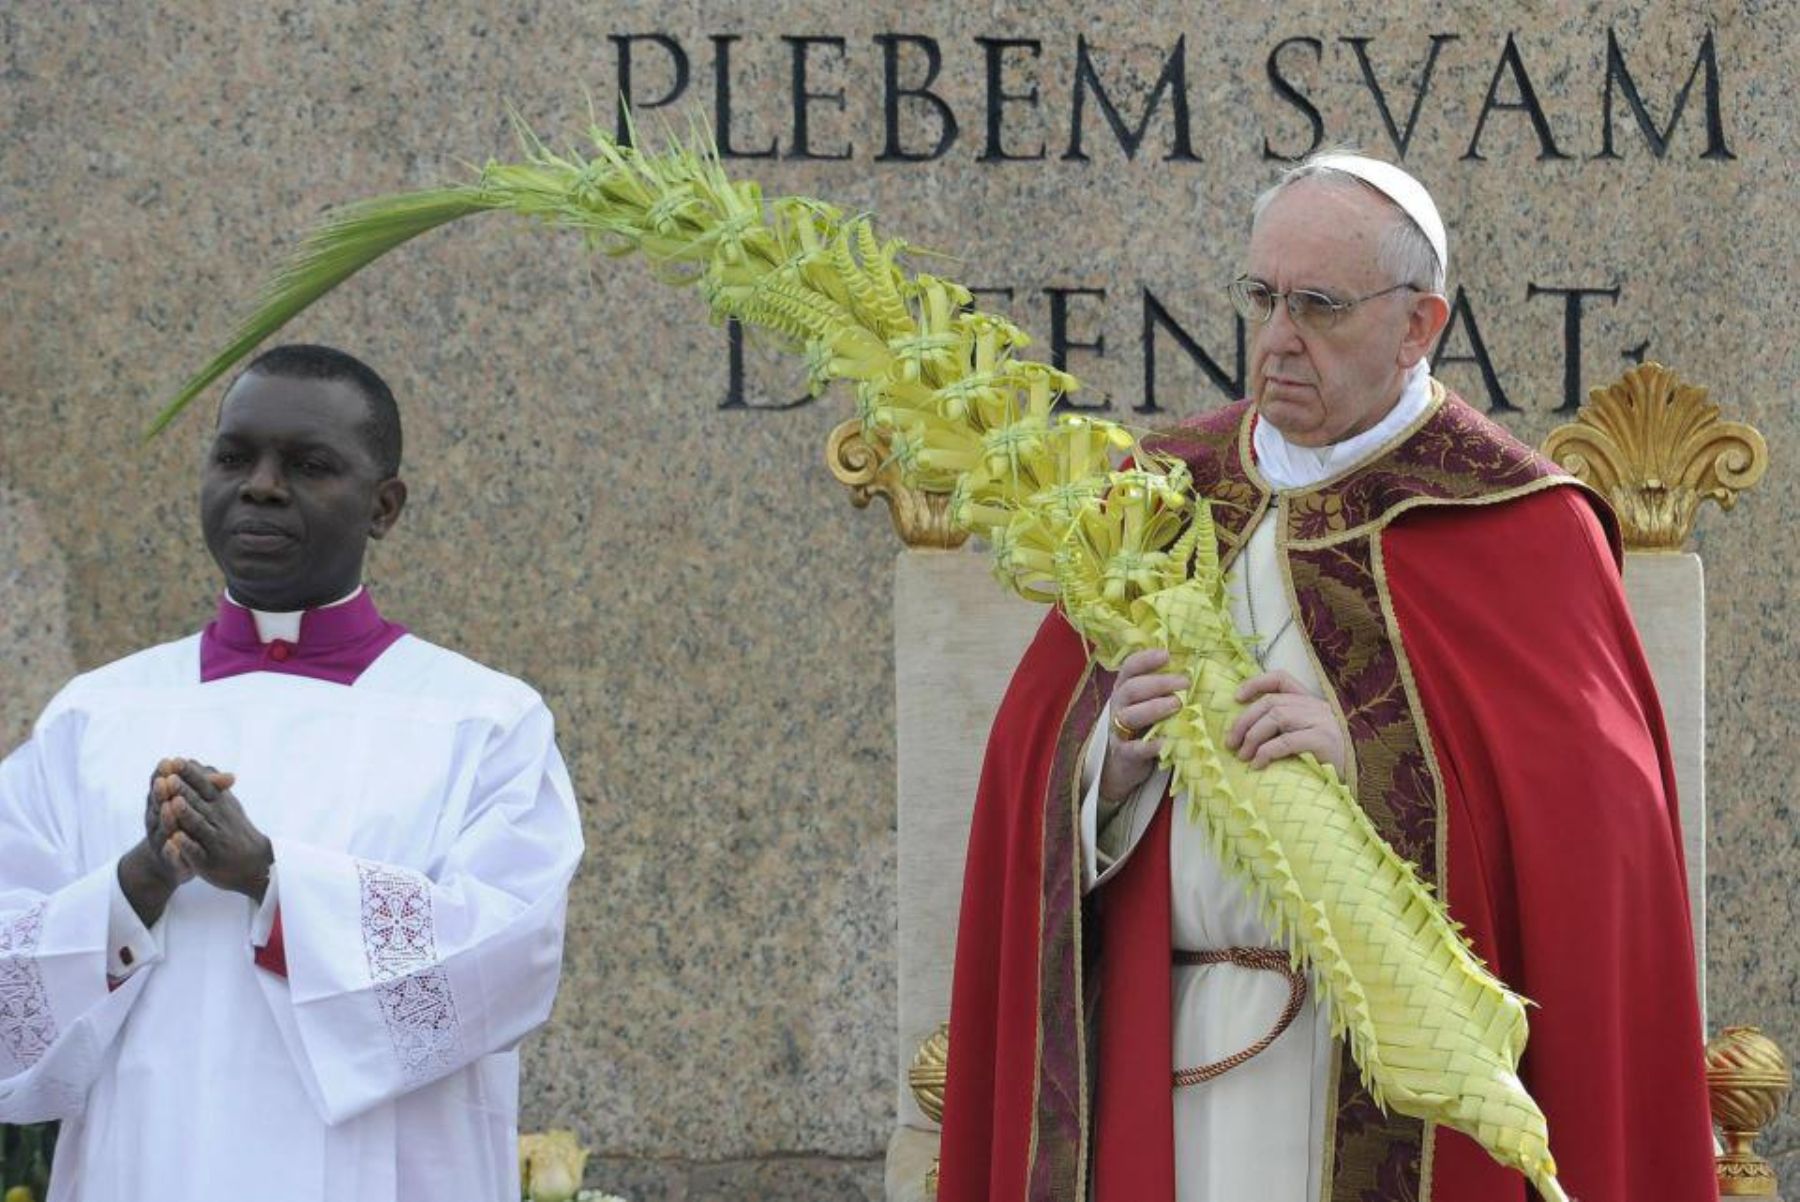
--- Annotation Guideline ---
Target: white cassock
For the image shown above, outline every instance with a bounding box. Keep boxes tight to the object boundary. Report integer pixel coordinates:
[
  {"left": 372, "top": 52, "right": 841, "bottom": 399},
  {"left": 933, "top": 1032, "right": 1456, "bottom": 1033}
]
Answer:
[
  {"left": 1078, "top": 364, "right": 1434, "bottom": 1202},
  {"left": 0, "top": 623, "right": 582, "bottom": 1202}
]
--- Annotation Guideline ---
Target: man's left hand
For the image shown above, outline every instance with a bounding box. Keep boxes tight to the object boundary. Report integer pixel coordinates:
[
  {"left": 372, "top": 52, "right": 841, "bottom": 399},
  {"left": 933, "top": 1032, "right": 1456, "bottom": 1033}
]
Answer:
[
  {"left": 1225, "top": 670, "right": 1349, "bottom": 778},
  {"left": 159, "top": 760, "right": 274, "bottom": 903}
]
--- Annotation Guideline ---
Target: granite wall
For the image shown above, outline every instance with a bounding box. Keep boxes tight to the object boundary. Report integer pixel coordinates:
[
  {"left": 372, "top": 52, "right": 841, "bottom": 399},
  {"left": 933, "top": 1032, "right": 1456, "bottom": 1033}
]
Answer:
[
  {"left": 3, "top": 2, "right": 1794, "bottom": 1198},
  {"left": 0, "top": 485, "right": 75, "bottom": 750}
]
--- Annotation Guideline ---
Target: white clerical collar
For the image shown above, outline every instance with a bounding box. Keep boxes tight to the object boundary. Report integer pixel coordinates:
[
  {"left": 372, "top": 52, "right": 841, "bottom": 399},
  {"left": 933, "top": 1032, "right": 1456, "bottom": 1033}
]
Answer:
[
  {"left": 224, "top": 585, "right": 365, "bottom": 644},
  {"left": 1251, "top": 361, "right": 1433, "bottom": 492}
]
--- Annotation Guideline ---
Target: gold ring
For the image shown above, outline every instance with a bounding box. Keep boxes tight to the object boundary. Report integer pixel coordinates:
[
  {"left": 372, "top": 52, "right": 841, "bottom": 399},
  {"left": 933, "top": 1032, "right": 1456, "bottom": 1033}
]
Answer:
[{"left": 1110, "top": 713, "right": 1140, "bottom": 741}]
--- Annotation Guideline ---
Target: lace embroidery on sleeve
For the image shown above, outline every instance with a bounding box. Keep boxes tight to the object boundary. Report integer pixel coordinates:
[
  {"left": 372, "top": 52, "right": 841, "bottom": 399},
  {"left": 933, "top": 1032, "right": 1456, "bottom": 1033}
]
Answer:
[
  {"left": 0, "top": 904, "right": 57, "bottom": 1069},
  {"left": 356, "top": 862, "right": 460, "bottom": 1080}
]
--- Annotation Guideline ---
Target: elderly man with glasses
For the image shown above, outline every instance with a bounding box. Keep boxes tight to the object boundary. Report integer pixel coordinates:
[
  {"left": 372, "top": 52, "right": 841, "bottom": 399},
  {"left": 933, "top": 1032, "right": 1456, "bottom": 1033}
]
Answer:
[{"left": 938, "top": 152, "right": 1718, "bottom": 1202}]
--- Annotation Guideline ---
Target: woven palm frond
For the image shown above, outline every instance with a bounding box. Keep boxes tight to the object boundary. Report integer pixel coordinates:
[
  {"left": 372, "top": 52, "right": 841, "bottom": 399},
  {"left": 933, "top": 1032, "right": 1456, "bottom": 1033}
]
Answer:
[{"left": 155, "top": 117, "right": 1568, "bottom": 1200}]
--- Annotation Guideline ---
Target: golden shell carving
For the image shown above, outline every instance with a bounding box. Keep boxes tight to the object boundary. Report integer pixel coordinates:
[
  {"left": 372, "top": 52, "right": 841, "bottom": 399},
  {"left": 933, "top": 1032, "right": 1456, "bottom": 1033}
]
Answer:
[
  {"left": 827, "top": 420, "right": 970, "bottom": 550},
  {"left": 1542, "top": 363, "right": 1768, "bottom": 552},
  {"left": 1705, "top": 1025, "right": 1792, "bottom": 1196}
]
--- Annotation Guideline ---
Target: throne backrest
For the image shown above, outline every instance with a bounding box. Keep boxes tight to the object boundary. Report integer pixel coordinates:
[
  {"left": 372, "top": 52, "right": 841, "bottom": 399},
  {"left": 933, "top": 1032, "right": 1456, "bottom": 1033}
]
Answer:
[
  {"left": 1619, "top": 553, "right": 1707, "bottom": 1012},
  {"left": 877, "top": 362, "right": 1766, "bottom": 1201},
  {"left": 892, "top": 550, "right": 1041, "bottom": 1132}
]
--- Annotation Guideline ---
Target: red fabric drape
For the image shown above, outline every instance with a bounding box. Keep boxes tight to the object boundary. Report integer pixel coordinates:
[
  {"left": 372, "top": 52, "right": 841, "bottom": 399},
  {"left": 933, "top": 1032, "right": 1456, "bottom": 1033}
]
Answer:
[
  {"left": 938, "top": 610, "right": 1088, "bottom": 1202},
  {"left": 1093, "top": 801, "right": 1177, "bottom": 1199},
  {"left": 253, "top": 905, "right": 288, "bottom": 978},
  {"left": 1387, "top": 487, "right": 1717, "bottom": 1202}
]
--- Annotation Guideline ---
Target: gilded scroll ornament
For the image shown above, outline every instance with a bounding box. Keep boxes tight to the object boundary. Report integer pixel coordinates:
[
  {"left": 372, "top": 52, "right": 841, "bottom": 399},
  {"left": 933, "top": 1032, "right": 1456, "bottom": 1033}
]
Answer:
[
  {"left": 909, "top": 1022, "right": 950, "bottom": 1198},
  {"left": 827, "top": 419, "right": 970, "bottom": 550},
  {"left": 1542, "top": 363, "right": 1768, "bottom": 551},
  {"left": 1706, "top": 1026, "right": 1791, "bottom": 1197}
]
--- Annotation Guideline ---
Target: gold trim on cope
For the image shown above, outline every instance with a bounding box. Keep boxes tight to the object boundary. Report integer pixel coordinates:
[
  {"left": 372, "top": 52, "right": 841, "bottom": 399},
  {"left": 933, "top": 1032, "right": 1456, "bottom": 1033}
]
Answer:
[
  {"left": 1706, "top": 1026, "right": 1791, "bottom": 1197},
  {"left": 910, "top": 1022, "right": 950, "bottom": 1198},
  {"left": 1275, "top": 495, "right": 1360, "bottom": 797},
  {"left": 1542, "top": 363, "right": 1768, "bottom": 552},
  {"left": 827, "top": 419, "right": 970, "bottom": 549}
]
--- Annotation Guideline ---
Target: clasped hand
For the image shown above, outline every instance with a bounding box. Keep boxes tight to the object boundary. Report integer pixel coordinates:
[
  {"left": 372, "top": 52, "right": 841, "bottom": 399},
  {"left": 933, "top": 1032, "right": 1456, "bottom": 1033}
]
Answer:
[
  {"left": 138, "top": 757, "right": 273, "bottom": 902},
  {"left": 1099, "top": 650, "right": 1349, "bottom": 805}
]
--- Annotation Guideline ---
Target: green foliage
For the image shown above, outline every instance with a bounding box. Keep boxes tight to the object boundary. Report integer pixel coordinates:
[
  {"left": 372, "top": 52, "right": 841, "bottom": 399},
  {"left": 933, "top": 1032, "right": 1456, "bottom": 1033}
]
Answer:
[
  {"left": 1, "top": 1122, "right": 56, "bottom": 1198},
  {"left": 146, "top": 188, "right": 494, "bottom": 437}
]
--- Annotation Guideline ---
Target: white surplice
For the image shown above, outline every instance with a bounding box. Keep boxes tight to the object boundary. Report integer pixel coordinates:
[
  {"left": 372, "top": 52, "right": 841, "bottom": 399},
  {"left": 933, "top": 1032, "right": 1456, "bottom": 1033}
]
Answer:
[
  {"left": 0, "top": 632, "right": 582, "bottom": 1202},
  {"left": 1078, "top": 365, "right": 1433, "bottom": 1202}
]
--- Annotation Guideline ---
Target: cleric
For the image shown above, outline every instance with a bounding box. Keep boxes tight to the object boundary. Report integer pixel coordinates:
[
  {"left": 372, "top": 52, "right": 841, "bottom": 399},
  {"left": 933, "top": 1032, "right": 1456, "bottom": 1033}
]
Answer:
[
  {"left": 937, "top": 153, "right": 1717, "bottom": 1202},
  {"left": 0, "top": 345, "right": 582, "bottom": 1202}
]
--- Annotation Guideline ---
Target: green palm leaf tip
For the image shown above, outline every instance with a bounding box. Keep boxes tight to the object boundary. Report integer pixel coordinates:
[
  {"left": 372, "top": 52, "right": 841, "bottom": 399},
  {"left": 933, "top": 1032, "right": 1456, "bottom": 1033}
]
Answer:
[
  {"left": 147, "top": 117, "right": 754, "bottom": 436},
  {"left": 145, "top": 187, "right": 494, "bottom": 436}
]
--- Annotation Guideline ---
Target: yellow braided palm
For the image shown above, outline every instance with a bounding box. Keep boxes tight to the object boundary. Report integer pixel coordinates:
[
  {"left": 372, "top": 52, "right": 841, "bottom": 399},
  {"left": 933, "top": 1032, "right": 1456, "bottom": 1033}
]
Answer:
[{"left": 153, "top": 119, "right": 1566, "bottom": 1199}]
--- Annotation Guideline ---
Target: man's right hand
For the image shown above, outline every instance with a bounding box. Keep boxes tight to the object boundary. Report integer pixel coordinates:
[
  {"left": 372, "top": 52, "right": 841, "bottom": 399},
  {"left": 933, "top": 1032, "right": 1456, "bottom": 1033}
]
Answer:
[
  {"left": 1098, "top": 649, "right": 1189, "bottom": 805},
  {"left": 116, "top": 758, "right": 198, "bottom": 927}
]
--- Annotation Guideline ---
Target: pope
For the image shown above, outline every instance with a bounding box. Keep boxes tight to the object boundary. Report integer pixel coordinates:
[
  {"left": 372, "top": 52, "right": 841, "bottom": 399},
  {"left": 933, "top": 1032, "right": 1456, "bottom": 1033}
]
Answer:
[{"left": 937, "top": 152, "right": 1719, "bottom": 1202}]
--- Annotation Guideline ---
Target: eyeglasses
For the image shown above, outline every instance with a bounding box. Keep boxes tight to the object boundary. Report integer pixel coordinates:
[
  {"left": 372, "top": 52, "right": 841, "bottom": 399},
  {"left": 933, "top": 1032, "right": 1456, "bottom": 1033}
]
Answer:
[{"left": 1227, "top": 276, "right": 1420, "bottom": 332}]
